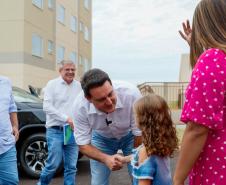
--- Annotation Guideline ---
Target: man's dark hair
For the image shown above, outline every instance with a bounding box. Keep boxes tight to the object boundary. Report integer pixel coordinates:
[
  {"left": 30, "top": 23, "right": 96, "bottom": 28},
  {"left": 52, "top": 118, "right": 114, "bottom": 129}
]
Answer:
[{"left": 81, "top": 68, "right": 112, "bottom": 97}]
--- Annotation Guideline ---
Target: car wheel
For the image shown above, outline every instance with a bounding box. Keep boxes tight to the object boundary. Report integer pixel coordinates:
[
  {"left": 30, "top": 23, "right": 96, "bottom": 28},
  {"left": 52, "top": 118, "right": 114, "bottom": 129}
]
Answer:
[
  {"left": 19, "top": 133, "right": 48, "bottom": 178},
  {"left": 19, "top": 132, "right": 82, "bottom": 178}
]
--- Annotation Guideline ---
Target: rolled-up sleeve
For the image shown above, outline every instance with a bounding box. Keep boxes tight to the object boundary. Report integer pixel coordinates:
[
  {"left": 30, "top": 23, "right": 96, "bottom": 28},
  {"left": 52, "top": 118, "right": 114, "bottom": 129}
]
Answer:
[
  {"left": 131, "top": 87, "right": 142, "bottom": 136},
  {"left": 72, "top": 98, "right": 92, "bottom": 145},
  {"left": 9, "top": 91, "right": 17, "bottom": 113}
]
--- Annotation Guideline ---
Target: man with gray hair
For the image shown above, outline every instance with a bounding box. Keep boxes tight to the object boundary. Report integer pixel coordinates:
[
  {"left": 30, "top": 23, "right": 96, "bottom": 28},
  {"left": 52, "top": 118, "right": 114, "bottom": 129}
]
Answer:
[{"left": 37, "top": 60, "right": 82, "bottom": 185}]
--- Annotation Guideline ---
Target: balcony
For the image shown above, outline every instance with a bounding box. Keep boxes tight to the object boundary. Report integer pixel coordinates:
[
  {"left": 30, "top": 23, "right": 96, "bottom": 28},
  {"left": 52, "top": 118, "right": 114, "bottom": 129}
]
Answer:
[
  {"left": 138, "top": 82, "right": 189, "bottom": 126},
  {"left": 138, "top": 82, "right": 189, "bottom": 110}
]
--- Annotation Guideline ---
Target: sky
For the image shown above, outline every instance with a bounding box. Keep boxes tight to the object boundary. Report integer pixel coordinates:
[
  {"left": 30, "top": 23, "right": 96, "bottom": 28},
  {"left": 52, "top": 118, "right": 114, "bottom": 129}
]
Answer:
[{"left": 92, "top": 0, "right": 199, "bottom": 85}]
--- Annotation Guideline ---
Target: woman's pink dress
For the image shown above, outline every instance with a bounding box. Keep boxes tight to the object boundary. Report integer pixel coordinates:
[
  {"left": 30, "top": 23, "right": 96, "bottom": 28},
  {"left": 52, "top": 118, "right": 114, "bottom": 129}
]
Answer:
[{"left": 181, "top": 48, "right": 226, "bottom": 185}]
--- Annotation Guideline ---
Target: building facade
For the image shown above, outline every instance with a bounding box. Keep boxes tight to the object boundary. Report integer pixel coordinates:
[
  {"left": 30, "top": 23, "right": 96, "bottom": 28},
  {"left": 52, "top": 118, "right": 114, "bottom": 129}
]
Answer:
[
  {"left": 0, "top": 0, "right": 92, "bottom": 91},
  {"left": 179, "top": 54, "right": 192, "bottom": 82}
]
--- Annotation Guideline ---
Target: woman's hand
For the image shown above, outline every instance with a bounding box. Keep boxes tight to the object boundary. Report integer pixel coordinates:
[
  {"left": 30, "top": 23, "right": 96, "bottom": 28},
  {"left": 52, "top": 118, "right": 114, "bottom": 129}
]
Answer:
[{"left": 179, "top": 20, "right": 192, "bottom": 46}]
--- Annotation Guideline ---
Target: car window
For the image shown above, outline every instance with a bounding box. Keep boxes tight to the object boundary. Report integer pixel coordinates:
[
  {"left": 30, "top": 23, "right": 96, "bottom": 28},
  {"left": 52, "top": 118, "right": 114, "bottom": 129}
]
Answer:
[{"left": 12, "top": 87, "right": 42, "bottom": 103}]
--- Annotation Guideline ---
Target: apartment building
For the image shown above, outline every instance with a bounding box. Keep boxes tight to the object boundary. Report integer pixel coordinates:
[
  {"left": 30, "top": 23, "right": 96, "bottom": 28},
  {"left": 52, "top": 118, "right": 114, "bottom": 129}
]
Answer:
[
  {"left": 179, "top": 54, "right": 192, "bottom": 82},
  {"left": 0, "top": 0, "right": 92, "bottom": 91}
]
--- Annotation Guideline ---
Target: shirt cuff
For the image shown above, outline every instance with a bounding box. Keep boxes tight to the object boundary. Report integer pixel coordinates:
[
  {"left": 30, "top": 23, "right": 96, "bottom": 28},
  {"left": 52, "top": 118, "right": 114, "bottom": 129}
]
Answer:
[
  {"left": 62, "top": 114, "right": 68, "bottom": 122},
  {"left": 9, "top": 107, "right": 17, "bottom": 113},
  {"left": 74, "top": 136, "right": 91, "bottom": 145}
]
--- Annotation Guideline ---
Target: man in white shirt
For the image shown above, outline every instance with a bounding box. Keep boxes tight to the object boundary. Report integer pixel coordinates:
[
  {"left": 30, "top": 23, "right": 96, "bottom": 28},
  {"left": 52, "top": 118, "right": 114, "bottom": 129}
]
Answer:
[
  {"left": 73, "top": 68, "right": 142, "bottom": 185},
  {"left": 37, "top": 60, "right": 82, "bottom": 185},
  {"left": 0, "top": 76, "right": 19, "bottom": 185}
]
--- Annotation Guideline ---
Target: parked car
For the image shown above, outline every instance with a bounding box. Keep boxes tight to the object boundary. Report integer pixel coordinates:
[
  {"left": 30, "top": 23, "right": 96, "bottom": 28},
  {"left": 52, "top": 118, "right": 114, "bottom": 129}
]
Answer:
[{"left": 13, "top": 87, "right": 82, "bottom": 178}]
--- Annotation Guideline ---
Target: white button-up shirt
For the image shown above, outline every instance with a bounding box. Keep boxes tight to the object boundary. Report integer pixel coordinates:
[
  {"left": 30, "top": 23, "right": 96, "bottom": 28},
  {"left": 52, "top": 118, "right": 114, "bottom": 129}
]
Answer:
[
  {"left": 0, "top": 76, "right": 17, "bottom": 154},
  {"left": 73, "top": 81, "right": 142, "bottom": 145},
  {"left": 43, "top": 76, "right": 82, "bottom": 128}
]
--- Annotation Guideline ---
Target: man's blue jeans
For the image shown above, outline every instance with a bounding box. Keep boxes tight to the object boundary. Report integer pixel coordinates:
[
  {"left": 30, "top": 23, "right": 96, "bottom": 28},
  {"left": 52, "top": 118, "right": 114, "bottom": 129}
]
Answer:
[
  {"left": 0, "top": 146, "right": 19, "bottom": 185},
  {"left": 90, "top": 131, "right": 134, "bottom": 185},
  {"left": 38, "top": 128, "right": 78, "bottom": 185}
]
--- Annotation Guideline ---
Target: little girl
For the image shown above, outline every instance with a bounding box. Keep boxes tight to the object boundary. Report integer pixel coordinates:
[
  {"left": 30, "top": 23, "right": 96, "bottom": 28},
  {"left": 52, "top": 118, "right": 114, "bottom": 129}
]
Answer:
[{"left": 117, "top": 94, "right": 178, "bottom": 185}]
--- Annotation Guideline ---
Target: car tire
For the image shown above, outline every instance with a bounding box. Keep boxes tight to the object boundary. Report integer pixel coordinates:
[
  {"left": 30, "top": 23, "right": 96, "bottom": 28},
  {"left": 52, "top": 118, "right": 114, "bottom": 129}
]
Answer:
[
  {"left": 19, "top": 133, "right": 48, "bottom": 178},
  {"left": 19, "top": 133, "right": 63, "bottom": 179}
]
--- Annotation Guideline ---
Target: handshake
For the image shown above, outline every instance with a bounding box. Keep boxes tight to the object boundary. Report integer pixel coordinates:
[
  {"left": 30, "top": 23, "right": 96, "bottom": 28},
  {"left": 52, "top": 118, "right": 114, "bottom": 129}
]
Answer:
[{"left": 105, "top": 153, "right": 132, "bottom": 171}]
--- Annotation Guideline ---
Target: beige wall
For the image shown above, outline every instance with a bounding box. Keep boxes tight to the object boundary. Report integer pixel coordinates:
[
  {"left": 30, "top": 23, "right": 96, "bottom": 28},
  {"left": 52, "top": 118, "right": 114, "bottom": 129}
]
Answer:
[
  {"left": 78, "top": 0, "right": 92, "bottom": 76},
  {"left": 0, "top": 63, "right": 58, "bottom": 90},
  {"left": 0, "top": 1, "right": 24, "bottom": 55},
  {"left": 0, "top": 0, "right": 92, "bottom": 90},
  {"left": 23, "top": 64, "right": 58, "bottom": 90},
  {"left": 179, "top": 54, "right": 192, "bottom": 82},
  {"left": 56, "top": 0, "right": 79, "bottom": 66},
  {"left": 0, "top": 64, "right": 24, "bottom": 87},
  {"left": 24, "top": 0, "right": 56, "bottom": 70},
  {"left": 0, "top": 1, "right": 24, "bottom": 20}
]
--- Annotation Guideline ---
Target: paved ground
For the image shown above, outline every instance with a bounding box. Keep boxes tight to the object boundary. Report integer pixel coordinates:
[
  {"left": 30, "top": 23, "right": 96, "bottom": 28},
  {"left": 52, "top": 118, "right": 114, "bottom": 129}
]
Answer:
[
  {"left": 19, "top": 111, "right": 185, "bottom": 185},
  {"left": 19, "top": 153, "right": 188, "bottom": 185},
  {"left": 19, "top": 157, "right": 131, "bottom": 185}
]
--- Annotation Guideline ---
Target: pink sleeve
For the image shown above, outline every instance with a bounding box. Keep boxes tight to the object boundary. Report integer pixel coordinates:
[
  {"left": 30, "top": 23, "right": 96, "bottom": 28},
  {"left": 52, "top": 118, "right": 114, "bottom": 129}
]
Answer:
[{"left": 181, "top": 49, "right": 226, "bottom": 130}]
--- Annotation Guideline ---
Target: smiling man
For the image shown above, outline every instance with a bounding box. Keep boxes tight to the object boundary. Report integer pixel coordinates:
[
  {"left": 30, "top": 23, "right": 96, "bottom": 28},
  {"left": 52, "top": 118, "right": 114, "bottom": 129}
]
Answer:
[
  {"left": 72, "top": 68, "right": 142, "bottom": 185},
  {"left": 37, "top": 60, "right": 82, "bottom": 185}
]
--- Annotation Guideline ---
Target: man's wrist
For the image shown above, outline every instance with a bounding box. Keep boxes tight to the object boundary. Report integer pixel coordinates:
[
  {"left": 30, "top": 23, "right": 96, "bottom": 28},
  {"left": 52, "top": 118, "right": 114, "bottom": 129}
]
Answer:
[
  {"left": 12, "top": 125, "right": 18, "bottom": 130},
  {"left": 102, "top": 153, "right": 110, "bottom": 164}
]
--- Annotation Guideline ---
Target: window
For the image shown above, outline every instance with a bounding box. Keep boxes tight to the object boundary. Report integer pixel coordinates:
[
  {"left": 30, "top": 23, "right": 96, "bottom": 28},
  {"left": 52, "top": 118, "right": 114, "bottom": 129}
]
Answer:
[
  {"left": 48, "top": 0, "right": 54, "bottom": 9},
  {"left": 79, "top": 21, "right": 84, "bottom": 32},
  {"left": 32, "top": 0, "right": 43, "bottom": 9},
  {"left": 48, "top": 40, "right": 54, "bottom": 54},
  {"left": 69, "top": 52, "right": 77, "bottom": 64},
  {"left": 32, "top": 34, "right": 43, "bottom": 57},
  {"left": 84, "top": 26, "right": 90, "bottom": 41},
  {"left": 84, "top": 0, "right": 90, "bottom": 10},
  {"left": 57, "top": 46, "right": 65, "bottom": 63},
  {"left": 79, "top": 55, "right": 84, "bottom": 65},
  {"left": 84, "top": 58, "right": 90, "bottom": 72},
  {"left": 70, "top": 16, "right": 77, "bottom": 32},
  {"left": 57, "top": 5, "right": 65, "bottom": 24}
]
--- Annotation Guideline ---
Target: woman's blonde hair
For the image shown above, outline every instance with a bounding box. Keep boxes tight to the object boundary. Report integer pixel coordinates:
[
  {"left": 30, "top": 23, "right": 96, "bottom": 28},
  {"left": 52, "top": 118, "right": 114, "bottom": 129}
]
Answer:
[
  {"left": 134, "top": 94, "right": 178, "bottom": 157},
  {"left": 190, "top": 0, "right": 226, "bottom": 68}
]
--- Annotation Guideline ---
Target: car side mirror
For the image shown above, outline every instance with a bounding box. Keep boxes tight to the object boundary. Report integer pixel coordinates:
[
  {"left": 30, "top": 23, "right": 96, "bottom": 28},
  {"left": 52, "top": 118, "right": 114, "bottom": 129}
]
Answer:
[{"left": 28, "top": 85, "right": 39, "bottom": 97}]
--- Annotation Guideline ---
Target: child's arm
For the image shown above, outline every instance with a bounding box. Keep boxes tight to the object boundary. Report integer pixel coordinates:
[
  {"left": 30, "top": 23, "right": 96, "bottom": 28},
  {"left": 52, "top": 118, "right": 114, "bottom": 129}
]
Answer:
[
  {"left": 138, "top": 146, "right": 152, "bottom": 185},
  {"left": 123, "top": 155, "right": 132, "bottom": 163},
  {"left": 115, "top": 154, "right": 132, "bottom": 163},
  {"left": 139, "top": 179, "right": 152, "bottom": 185}
]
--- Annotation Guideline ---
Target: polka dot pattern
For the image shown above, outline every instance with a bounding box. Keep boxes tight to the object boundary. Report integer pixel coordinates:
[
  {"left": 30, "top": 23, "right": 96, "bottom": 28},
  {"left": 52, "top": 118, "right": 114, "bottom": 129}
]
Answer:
[{"left": 181, "top": 48, "right": 226, "bottom": 185}]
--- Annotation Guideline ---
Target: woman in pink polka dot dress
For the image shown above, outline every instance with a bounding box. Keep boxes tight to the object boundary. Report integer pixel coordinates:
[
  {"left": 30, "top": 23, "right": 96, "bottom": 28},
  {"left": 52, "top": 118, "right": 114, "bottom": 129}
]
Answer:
[{"left": 174, "top": 0, "right": 226, "bottom": 185}]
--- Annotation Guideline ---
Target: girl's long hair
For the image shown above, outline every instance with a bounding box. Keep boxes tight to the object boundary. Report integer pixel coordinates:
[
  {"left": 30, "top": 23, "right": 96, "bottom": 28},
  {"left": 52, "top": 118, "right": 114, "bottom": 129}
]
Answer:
[
  {"left": 134, "top": 94, "right": 178, "bottom": 157},
  {"left": 190, "top": 0, "right": 226, "bottom": 68}
]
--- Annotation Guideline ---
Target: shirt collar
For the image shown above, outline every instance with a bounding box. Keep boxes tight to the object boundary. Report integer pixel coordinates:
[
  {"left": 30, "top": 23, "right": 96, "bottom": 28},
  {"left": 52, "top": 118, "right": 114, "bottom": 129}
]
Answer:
[
  {"left": 88, "top": 91, "right": 124, "bottom": 115},
  {"left": 59, "top": 76, "right": 74, "bottom": 85}
]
